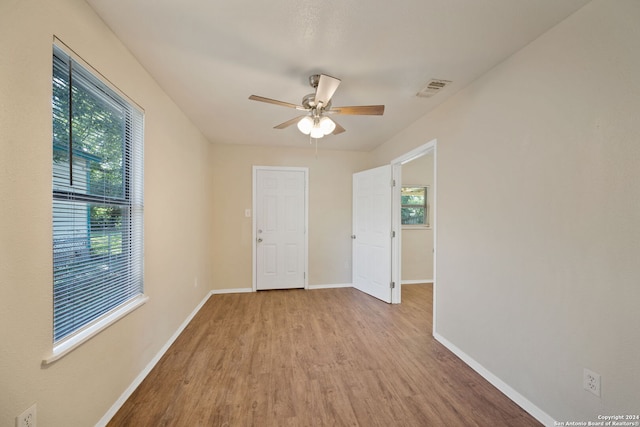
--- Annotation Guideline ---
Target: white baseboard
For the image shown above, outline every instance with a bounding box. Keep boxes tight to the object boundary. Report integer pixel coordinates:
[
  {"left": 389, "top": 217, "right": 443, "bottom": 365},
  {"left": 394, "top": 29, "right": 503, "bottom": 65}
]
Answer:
[
  {"left": 308, "top": 283, "right": 353, "bottom": 290},
  {"left": 211, "top": 285, "right": 354, "bottom": 292},
  {"left": 96, "top": 291, "right": 213, "bottom": 427},
  {"left": 210, "top": 287, "right": 253, "bottom": 294},
  {"left": 401, "top": 279, "right": 433, "bottom": 285},
  {"left": 433, "top": 332, "right": 555, "bottom": 427}
]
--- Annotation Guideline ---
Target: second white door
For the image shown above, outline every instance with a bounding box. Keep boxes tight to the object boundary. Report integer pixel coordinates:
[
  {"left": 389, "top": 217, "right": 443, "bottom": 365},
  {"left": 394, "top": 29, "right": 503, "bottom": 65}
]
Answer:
[
  {"left": 255, "top": 168, "right": 306, "bottom": 290},
  {"left": 352, "top": 165, "right": 393, "bottom": 303}
]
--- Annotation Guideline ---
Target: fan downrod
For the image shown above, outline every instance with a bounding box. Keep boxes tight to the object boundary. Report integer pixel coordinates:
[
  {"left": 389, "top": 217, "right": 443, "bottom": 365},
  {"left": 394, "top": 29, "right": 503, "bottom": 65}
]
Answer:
[{"left": 302, "top": 75, "right": 331, "bottom": 110}]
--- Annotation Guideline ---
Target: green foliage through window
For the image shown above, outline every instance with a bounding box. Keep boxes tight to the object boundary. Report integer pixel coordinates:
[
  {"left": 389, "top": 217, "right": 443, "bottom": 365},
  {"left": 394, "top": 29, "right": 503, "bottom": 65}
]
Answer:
[{"left": 401, "top": 186, "right": 428, "bottom": 226}]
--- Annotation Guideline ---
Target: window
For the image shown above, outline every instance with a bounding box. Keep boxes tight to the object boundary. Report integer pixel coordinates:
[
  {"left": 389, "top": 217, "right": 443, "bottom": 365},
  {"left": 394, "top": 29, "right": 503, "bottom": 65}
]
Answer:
[
  {"left": 52, "top": 45, "right": 144, "bottom": 346},
  {"left": 401, "top": 186, "right": 429, "bottom": 227}
]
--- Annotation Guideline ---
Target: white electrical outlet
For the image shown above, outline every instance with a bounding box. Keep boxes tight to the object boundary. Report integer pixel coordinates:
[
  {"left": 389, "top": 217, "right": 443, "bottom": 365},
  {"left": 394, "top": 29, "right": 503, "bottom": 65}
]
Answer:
[
  {"left": 16, "top": 403, "right": 36, "bottom": 427},
  {"left": 584, "top": 368, "right": 601, "bottom": 397}
]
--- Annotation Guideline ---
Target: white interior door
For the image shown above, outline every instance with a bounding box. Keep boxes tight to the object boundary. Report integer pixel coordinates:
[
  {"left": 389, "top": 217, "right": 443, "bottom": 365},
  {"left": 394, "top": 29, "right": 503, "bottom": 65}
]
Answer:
[
  {"left": 352, "top": 165, "right": 393, "bottom": 303},
  {"left": 255, "top": 168, "right": 306, "bottom": 290}
]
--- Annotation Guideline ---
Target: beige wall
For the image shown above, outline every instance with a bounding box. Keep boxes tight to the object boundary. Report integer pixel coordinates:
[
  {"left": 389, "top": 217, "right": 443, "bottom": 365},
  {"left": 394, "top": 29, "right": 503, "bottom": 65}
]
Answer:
[
  {"left": 373, "top": 0, "right": 640, "bottom": 421},
  {"left": 401, "top": 154, "right": 434, "bottom": 282},
  {"left": 0, "top": 0, "right": 213, "bottom": 425},
  {"left": 209, "top": 143, "right": 371, "bottom": 289}
]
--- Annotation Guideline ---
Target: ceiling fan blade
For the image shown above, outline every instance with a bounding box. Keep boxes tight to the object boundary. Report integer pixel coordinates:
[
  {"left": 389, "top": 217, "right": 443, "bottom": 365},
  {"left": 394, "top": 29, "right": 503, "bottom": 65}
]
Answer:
[
  {"left": 332, "top": 120, "right": 346, "bottom": 135},
  {"left": 274, "top": 115, "right": 306, "bottom": 129},
  {"left": 330, "top": 105, "right": 385, "bottom": 115},
  {"left": 315, "top": 74, "right": 341, "bottom": 107},
  {"left": 249, "top": 95, "right": 301, "bottom": 109}
]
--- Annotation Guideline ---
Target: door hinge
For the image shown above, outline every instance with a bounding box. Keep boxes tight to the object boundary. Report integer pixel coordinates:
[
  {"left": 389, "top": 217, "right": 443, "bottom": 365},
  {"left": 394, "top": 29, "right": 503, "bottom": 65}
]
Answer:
[
  {"left": 304, "top": 272, "right": 306, "bottom": 279},
  {"left": 391, "top": 230, "right": 396, "bottom": 238},
  {"left": 390, "top": 281, "right": 396, "bottom": 289},
  {"left": 392, "top": 179, "right": 396, "bottom": 187}
]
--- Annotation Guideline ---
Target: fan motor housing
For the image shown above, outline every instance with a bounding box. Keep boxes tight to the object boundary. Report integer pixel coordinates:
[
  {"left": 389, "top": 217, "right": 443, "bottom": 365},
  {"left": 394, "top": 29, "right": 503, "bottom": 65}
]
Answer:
[{"left": 302, "top": 92, "right": 331, "bottom": 110}]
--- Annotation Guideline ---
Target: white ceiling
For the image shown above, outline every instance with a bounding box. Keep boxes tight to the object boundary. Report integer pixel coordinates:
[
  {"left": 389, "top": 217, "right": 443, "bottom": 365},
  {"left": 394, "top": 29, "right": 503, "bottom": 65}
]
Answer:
[{"left": 86, "top": 0, "right": 589, "bottom": 151}]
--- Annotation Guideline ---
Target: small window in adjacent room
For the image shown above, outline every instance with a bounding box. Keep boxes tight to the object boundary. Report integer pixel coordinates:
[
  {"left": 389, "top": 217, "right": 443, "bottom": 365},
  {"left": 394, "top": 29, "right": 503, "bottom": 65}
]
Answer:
[
  {"left": 401, "top": 186, "right": 429, "bottom": 227},
  {"left": 50, "top": 44, "right": 145, "bottom": 358}
]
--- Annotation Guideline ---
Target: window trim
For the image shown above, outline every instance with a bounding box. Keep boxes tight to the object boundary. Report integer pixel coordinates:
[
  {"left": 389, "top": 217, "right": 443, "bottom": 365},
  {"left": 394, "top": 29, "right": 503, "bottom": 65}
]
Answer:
[
  {"left": 401, "top": 185, "right": 430, "bottom": 229},
  {"left": 43, "top": 295, "right": 148, "bottom": 364}
]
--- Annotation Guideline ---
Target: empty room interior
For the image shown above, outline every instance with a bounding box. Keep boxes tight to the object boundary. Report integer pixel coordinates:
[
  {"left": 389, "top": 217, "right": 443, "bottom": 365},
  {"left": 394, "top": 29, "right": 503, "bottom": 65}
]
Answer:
[{"left": 1, "top": 0, "right": 639, "bottom": 425}]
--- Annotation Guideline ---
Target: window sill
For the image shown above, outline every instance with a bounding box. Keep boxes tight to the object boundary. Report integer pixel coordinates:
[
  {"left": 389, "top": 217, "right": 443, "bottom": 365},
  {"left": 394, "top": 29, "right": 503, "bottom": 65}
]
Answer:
[
  {"left": 402, "top": 225, "right": 431, "bottom": 230},
  {"left": 42, "top": 294, "right": 149, "bottom": 365}
]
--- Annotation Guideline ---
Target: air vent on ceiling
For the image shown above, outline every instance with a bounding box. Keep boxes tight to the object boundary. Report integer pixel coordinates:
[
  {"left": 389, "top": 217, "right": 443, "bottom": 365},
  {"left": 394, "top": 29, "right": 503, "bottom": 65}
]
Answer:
[{"left": 416, "top": 79, "right": 452, "bottom": 98}]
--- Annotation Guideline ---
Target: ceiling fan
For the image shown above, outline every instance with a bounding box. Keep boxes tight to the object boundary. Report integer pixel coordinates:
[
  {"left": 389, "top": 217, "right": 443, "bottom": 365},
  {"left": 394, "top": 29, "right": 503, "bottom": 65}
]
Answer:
[{"left": 249, "top": 74, "right": 384, "bottom": 139}]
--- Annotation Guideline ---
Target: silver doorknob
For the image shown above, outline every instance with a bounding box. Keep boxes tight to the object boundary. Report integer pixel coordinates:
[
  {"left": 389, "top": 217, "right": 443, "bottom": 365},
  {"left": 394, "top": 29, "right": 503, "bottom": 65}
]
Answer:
[{"left": 257, "top": 238, "right": 263, "bottom": 243}]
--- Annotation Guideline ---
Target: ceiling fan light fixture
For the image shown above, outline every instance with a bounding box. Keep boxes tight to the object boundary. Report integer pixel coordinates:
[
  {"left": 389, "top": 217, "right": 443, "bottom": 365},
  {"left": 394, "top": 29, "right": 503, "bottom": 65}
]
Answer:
[
  {"left": 319, "top": 116, "right": 336, "bottom": 135},
  {"left": 249, "top": 72, "right": 385, "bottom": 140},
  {"left": 297, "top": 116, "right": 313, "bottom": 135}
]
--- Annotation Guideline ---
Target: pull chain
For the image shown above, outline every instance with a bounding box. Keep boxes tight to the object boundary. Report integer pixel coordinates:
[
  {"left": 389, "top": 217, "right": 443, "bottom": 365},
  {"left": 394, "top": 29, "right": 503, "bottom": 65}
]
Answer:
[{"left": 308, "top": 134, "right": 319, "bottom": 158}]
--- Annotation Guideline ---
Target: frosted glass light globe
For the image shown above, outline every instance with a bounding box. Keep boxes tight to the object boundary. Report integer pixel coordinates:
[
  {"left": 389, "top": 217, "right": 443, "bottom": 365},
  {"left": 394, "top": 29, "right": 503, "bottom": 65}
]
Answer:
[
  {"left": 297, "top": 116, "right": 313, "bottom": 135},
  {"left": 319, "top": 117, "right": 336, "bottom": 135},
  {"left": 310, "top": 125, "right": 324, "bottom": 139}
]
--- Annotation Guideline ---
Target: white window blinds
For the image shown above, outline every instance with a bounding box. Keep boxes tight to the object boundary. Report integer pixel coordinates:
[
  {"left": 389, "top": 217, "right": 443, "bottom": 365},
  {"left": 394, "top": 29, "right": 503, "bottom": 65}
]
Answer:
[{"left": 52, "top": 45, "right": 144, "bottom": 343}]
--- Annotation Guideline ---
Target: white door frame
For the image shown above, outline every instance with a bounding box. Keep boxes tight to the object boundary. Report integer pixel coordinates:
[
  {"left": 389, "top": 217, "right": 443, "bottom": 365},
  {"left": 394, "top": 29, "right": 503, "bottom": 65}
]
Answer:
[
  {"left": 391, "top": 139, "right": 437, "bottom": 316},
  {"left": 252, "top": 166, "right": 309, "bottom": 292}
]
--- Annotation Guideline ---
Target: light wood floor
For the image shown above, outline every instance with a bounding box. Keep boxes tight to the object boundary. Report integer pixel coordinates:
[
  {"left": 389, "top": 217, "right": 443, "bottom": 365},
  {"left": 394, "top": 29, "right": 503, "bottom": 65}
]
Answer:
[{"left": 108, "top": 284, "right": 541, "bottom": 426}]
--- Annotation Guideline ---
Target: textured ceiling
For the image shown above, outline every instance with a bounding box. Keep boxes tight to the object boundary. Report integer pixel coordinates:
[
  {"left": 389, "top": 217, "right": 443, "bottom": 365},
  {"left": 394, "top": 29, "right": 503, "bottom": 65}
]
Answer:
[{"left": 86, "top": 0, "right": 589, "bottom": 151}]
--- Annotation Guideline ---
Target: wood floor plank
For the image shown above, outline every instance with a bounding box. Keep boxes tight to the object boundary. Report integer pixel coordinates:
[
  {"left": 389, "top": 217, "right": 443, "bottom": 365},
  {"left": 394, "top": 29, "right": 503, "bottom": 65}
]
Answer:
[{"left": 107, "top": 284, "right": 541, "bottom": 426}]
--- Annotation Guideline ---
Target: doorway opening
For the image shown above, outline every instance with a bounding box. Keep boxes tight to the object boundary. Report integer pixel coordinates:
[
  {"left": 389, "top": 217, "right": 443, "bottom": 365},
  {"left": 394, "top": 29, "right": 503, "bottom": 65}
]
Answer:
[{"left": 391, "top": 140, "right": 436, "bottom": 327}]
